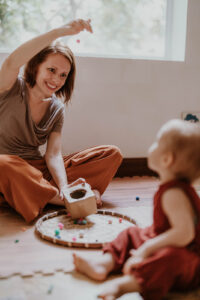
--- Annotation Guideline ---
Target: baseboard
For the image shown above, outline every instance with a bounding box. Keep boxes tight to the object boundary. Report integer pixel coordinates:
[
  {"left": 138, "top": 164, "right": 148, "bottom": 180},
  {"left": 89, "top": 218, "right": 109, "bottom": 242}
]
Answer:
[{"left": 115, "top": 157, "right": 158, "bottom": 177}]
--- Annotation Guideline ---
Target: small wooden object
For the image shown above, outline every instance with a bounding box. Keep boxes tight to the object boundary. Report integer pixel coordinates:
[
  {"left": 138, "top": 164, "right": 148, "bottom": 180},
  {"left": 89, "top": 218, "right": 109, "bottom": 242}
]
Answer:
[{"left": 63, "top": 183, "right": 97, "bottom": 219}]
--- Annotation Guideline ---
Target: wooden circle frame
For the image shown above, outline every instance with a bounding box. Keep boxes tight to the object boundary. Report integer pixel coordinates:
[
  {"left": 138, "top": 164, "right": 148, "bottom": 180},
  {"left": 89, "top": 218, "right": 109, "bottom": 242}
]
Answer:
[{"left": 35, "top": 209, "right": 137, "bottom": 249}]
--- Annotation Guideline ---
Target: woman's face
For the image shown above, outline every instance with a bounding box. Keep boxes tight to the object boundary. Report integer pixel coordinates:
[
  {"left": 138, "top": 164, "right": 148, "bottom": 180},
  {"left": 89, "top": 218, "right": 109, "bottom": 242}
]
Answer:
[{"left": 35, "top": 53, "right": 71, "bottom": 97}]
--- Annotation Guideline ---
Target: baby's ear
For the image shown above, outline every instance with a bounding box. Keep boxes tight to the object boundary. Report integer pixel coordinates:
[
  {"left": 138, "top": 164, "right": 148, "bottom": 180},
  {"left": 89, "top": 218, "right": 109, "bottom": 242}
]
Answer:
[{"left": 162, "top": 151, "right": 174, "bottom": 168}]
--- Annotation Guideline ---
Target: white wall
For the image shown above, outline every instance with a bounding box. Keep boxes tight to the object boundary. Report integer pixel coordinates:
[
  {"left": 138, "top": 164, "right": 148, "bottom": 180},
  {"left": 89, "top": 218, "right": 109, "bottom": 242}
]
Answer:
[{"left": 1, "top": 0, "right": 199, "bottom": 158}]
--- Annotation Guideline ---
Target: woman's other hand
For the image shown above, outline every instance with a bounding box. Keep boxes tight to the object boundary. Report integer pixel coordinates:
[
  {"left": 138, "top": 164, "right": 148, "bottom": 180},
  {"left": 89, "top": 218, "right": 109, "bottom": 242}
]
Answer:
[{"left": 60, "top": 19, "right": 93, "bottom": 36}]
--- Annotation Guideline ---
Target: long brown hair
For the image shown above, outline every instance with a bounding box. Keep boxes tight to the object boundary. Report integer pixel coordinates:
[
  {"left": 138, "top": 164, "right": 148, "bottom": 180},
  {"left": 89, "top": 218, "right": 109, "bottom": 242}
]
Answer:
[{"left": 24, "top": 42, "right": 76, "bottom": 103}]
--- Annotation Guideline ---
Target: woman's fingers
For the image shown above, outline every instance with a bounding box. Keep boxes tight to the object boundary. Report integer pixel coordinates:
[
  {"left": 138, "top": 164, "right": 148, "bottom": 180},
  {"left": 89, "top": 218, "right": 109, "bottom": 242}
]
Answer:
[
  {"left": 76, "top": 18, "right": 92, "bottom": 33},
  {"left": 82, "top": 19, "right": 93, "bottom": 33},
  {"left": 59, "top": 190, "right": 64, "bottom": 200},
  {"left": 64, "top": 19, "right": 93, "bottom": 35},
  {"left": 68, "top": 177, "right": 86, "bottom": 187}
]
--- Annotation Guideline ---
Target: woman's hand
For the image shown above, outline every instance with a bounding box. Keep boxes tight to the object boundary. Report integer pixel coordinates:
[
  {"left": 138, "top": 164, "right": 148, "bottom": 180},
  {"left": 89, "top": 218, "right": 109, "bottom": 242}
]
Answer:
[
  {"left": 60, "top": 19, "right": 93, "bottom": 36},
  {"left": 68, "top": 177, "right": 86, "bottom": 188},
  {"left": 59, "top": 178, "right": 86, "bottom": 200},
  {"left": 123, "top": 244, "right": 150, "bottom": 275}
]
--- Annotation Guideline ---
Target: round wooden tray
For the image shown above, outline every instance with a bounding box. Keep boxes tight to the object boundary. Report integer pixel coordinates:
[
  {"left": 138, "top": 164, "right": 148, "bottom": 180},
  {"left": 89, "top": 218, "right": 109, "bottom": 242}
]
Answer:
[{"left": 35, "top": 209, "right": 137, "bottom": 249}]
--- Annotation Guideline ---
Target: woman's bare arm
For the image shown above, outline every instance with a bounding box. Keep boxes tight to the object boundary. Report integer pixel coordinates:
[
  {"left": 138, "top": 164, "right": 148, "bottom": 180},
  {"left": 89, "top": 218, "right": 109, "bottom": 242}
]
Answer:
[
  {"left": 45, "top": 131, "right": 68, "bottom": 192},
  {"left": 0, "top": 19, "right": 92, "bottom": 93}
]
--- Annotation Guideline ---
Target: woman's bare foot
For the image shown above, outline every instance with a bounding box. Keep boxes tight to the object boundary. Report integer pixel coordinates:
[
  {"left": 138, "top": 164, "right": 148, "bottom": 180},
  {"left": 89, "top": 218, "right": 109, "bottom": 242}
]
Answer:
[
  {"left": 93, "top": 189, "right": 103, "bottom": 208},
  {"left": 97, "top": 275, "right": 141, "bottom": 299},
  {"left": 73, "top": 252, "right": 114, "bottom": 281}
]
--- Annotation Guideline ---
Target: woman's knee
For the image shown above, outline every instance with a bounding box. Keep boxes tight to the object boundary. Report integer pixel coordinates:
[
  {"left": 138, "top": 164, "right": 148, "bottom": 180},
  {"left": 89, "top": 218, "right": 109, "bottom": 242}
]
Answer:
[
  {"left": 107, "top": 145, "right": 123, "bottom": 165},
  {"left": 0, "top": 155, "right": 15, "bottom": 170},
  {"left": 0, "top": 155, "right": 26, "bottom": 173}
]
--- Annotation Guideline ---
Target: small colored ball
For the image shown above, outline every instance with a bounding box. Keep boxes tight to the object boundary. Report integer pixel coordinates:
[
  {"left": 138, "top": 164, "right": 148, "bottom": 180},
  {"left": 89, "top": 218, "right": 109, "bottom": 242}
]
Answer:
[
  {"left": 82, "top": 220, "right": 87, "bottom": 225},
  {"left": 58, "top": 223, "right": 64, "bottom": 230},
  {"left": 79, "top": 231, "right": 84, "bottom": 238},
  {"left": 72, "top": 237, "right": 76, "bottom": 242},
  {"left": 76, "top": 39, "right": 80, "bottom": 43},
  {"left": 136, "top": 196, "right": 140, "bottom": 201},
  {"left": 74, "top": 219, "right": 78, "bottom": 224},
  {"left": 119, "top": 218, "right": 122, "bottom": 223},
  {"left": 54, "top": 229, "right": 60, "bottom": 236}
]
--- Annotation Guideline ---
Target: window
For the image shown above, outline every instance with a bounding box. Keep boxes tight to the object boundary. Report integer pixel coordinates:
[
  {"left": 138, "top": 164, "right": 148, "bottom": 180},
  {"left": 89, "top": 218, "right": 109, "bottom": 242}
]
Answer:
[{"left": 0, "top": 0, "right": 188, "bottom": 61}]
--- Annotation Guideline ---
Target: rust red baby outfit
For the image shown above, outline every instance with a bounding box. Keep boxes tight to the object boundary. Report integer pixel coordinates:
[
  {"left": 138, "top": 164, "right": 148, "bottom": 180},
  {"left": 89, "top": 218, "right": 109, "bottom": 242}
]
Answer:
[{"left": 104, "top": 180, "right": 200, "bottom": 300}]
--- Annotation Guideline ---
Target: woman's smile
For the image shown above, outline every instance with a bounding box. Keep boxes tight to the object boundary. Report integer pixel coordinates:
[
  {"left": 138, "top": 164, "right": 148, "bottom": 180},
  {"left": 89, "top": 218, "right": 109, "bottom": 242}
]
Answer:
[{"left": 45, "top": 81, "right": 58, "bottom": 91}]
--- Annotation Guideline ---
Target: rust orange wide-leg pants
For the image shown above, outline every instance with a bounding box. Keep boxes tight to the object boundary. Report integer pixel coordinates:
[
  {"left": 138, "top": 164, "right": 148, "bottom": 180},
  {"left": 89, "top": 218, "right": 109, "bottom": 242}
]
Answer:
[{"left": 0, "top": 145, "right": 122, "bottom": 223}]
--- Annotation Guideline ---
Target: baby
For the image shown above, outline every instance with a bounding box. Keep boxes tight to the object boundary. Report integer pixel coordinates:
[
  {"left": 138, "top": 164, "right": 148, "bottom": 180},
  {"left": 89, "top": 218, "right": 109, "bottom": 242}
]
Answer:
[{"left": 73, "top": 119, "right": 200, "bottom": 300}]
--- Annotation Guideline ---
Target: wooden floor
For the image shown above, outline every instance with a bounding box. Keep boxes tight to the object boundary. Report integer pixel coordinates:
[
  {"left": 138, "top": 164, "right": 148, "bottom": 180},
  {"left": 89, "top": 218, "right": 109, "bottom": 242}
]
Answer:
[{"left": 0, "top": 176, "right": 200, "bottom": 300}]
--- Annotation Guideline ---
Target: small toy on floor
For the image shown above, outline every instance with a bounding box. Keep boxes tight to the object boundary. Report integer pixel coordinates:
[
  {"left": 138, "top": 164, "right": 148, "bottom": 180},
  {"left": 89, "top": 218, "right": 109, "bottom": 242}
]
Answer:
[
  {"left": 73, "top": 218, "right": 87, "bottom": 225},
  {"left": 79, "top": 230, "right": 84, "bottom": 238},
  {"left": 54, "top": 229, "right": 60, "bottom": 236},
  {"left": 58, "top": 222, "right": 64, "bottom": 230},
  {"left": 21, "top": 227, "right": 27, "bottom": 232}
]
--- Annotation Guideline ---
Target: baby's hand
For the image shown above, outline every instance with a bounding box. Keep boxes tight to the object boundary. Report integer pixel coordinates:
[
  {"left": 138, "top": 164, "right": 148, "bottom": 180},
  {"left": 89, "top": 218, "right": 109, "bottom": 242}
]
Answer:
[
  {"left": 123, "top": 255, "right": 144, "bottom": 274},
  {"left": 61, "top": 19, "right": 93, "bottom": 36},
  {"left": 123, "top": 245, "right": 149, "bottom": 274}
]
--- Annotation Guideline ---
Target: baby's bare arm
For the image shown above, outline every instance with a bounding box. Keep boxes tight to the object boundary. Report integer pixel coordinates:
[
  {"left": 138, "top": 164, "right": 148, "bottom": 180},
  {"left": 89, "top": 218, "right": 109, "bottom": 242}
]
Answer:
[
  {"left": 123, "top": 188, "right": 196, "bottom": 274},
  {"left": 142, "top": 188, "right": 195, "bottom": 255}
]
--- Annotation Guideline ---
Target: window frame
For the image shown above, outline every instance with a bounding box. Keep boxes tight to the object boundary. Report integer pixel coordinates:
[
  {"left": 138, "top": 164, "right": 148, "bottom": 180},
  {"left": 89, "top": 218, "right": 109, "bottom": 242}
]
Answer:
[{"left": 165, "top": 0, "right": 188, "bottom": 61}]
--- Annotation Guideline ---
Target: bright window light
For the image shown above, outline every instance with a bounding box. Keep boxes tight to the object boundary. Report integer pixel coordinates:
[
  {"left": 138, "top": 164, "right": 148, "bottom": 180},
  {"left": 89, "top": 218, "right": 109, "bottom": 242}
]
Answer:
[{"left": 0, "top": 0, "right": 188, "bottom": 61}]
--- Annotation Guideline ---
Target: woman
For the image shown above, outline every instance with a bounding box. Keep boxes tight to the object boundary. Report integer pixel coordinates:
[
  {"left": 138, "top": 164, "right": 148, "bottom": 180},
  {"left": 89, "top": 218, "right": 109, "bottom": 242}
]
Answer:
[{"left": 0, "top": 19, "right": 122, "bottom": 223}]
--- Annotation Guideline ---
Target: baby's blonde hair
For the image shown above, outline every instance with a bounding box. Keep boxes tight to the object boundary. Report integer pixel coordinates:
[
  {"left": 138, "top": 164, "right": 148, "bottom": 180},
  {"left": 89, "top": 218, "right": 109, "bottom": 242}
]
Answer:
[{"left": 158, "top": 119, "right": 200, "bottom": 183}]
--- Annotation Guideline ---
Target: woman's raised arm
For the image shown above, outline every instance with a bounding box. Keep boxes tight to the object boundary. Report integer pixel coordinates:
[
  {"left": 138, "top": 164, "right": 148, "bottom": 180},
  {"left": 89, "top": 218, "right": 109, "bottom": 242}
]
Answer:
[{"left": 0, "top": 19, "right": 92, "bottom": 93}]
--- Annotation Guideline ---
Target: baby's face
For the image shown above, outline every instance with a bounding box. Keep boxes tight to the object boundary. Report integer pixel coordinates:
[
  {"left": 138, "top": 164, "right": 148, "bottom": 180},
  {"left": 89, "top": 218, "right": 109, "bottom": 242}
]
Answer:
[{"left": 147, "top": 135, "right": 168, "bottom": 173}]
